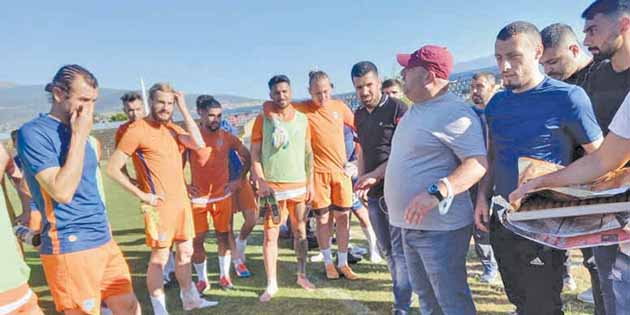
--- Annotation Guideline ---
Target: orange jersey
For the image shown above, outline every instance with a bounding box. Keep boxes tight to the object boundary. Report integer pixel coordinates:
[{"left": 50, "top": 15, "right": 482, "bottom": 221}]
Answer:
[
  {"left": 116, "top": 118, "right": 189, "bottom": 211},
  {"left": 115, "top": 121, "right": 148, "bottom": 187},
  {"left": 189, "top": 128, "right": 242, "bottom": 200},
  {"left": 294, "top": 100, "right": 354, "bottom": 172}
]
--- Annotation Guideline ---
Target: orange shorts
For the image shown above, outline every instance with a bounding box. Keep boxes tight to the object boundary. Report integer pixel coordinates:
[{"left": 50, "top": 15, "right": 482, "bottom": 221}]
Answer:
[
  {"left": 263, "top": 182, "right": 306, "bottom": 230},
  {"left": 232, "top": 179, "right": 257, "bottom": 213},
  {"left": 192, "top": 196, "right": 233, "bottom": 234},
  {"left": 40, "top": 240, "right": 133, "bottom": 315},
  {"left": 28, "top": 210, "right": 42, "bottom": 232},
  {"left": 0, "top": 284, "right": 43, "bottom": 315},
  {"left": 142, "top": 204, "right": 194, "bottom": 248},
  {"left": 312, "top": 171, "right": 353, "bottom": 210}
]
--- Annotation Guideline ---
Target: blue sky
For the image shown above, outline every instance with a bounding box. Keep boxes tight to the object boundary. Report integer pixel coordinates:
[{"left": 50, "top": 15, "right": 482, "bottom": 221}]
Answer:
[{"left": 2, "top": 0, "right": 593, "bottom": 99}]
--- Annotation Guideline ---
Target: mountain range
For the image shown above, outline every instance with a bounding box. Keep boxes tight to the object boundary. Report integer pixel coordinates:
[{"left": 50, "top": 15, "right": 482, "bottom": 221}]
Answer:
[{"left": 0, "top": 84, "right": 262, "bottom": 132}]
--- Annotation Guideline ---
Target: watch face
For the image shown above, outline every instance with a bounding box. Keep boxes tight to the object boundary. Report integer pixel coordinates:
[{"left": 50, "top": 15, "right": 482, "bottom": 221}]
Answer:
[{"left": 428, "top": 184, "right": 438, "bottom": 193}]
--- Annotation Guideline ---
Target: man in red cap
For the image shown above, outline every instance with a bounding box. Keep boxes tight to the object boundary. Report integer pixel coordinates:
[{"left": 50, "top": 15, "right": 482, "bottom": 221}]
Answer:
[{"left": 384, "top": 45, "right": 488, "bottom": 315}]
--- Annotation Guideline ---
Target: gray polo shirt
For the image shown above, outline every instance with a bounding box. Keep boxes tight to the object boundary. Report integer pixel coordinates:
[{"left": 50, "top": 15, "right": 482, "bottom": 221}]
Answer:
[{"left": 384, "top": 92, "right": 486, "bottom": 231}]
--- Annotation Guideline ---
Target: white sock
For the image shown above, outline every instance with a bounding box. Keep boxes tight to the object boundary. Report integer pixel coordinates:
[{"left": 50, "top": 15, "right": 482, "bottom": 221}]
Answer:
[
  {"left": 164, "top": 251, "right": 175, "bottom": 276},
  {"left": 218, "top": 255, "right": 231, "bottom": 277},
  {"left": 236, "top": 237, "right": 247, "bottom": 255},
  {"left": 150, "top": 294, "right": 168, "bottom": 315},
  {"left": 321, "top": 248, "right": 333, "bottom": 265},
  {"left": 362, "top": 226, "right": 378, "bottom": 256},
  {"left": 338, "top": 251, "right": 348, "bottom": 267},
  {"left": 267, "top": 278, "right": 278, "bottom": 292},
  {"left": 193, "top": 260, "right": 208, "bottom": 283}
]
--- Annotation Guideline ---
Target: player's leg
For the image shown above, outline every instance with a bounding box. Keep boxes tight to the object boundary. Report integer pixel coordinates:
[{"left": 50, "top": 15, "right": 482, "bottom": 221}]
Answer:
[
  {"left": 332, "top": 173, "right": 358, "bottom": 280},
  {"left": 289, "top": 201, "right": 315, "bottom": 291},
  {"left": 147, "top": 247, "right": 171, "bottom": 315},
  {"left": 174, "top": 239, "right": 218, "bottom": 310},
  {"left": 352, "top": 203, "right": 381, "bottom": 263},
  {"left": 260, "top": 224, "right": 280, "bottom": 302},
  {"left": 191, "top": 205, "right": 211, "bottom": 293}
]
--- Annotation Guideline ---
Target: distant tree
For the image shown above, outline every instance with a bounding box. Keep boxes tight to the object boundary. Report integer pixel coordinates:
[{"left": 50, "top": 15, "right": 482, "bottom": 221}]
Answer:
[{"left": 109, "top": 112, "right": 128, "bottom": 122}]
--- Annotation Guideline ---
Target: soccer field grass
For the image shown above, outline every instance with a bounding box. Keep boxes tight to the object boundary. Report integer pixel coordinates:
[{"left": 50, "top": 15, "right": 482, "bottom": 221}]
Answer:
[{"left": 11, "top": 174, "right": 595, "bottom": 315}]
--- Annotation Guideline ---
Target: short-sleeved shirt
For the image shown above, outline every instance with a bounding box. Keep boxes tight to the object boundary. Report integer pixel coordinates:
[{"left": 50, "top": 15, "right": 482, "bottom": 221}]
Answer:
[
  {"left": 486, "top": 77, "right": 603, "bottom": 201},
  {"left": 354, "top": 95, "right": 407, "bottom": 198},
  {"left": 385, "top": 92, "right": 486, "bottom": 231},
  {"left": 116, "top": 118, "right": 190, "bottom": 212},
  {"left": 17, "top": 114, "right": 111, "bottom": 255},
  {"left": 585, "top": 60, "right": 630, "bottom": 134},
  {"left": 293, "top": 100, "right": 354, "bottom": 173},
  {"left": 189, "top": 128, "right": 242, "bottom": 199},
  {"left": 609, "top": 91, "right": 630, "bottom": 139},
  {"left": 115, "top": 121, "right": 148, "bottom": 187}
]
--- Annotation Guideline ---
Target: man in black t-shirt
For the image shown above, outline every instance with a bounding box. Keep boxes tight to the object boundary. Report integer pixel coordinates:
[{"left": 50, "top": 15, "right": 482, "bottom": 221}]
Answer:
[{"left": 351, "top": 61, "right": 411, "bottom": 315}]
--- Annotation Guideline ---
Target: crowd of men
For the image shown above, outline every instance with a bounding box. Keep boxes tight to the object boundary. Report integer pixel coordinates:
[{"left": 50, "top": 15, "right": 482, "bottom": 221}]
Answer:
[{"left": 1, "top": 0, "right": 630, "bottom": 314}]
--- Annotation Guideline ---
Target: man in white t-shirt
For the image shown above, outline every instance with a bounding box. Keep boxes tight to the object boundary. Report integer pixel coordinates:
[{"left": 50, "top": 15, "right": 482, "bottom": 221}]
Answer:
[{"left": 511, "top": 91, "right": 630, "bottom": 312}]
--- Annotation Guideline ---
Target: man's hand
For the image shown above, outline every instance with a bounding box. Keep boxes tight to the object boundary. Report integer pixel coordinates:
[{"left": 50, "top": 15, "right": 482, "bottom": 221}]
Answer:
[
  {"left": 404, "top": 191, "right": 438, "bottom": 225},
  {"left": 509, "top": 177, "right": 543, "bottom": 208},
  {"left": 173, "top": 91, "right": 186, "bottom": 110},
  {"left": 139, "top": 192, "right": 165, "bottom": 207},
  {"left": 186, "top": 185, "right": 199, "bottom": 198},
  {"left": 305, "top": 180, "right": 314, "bottom": 203},
  {"left": 70, "top": 103, "right": 94, "bottom": 138},
  {"left": 474, "top": 198, "right": 490, "bottom": 232},
  {"left": 256, "top": 178, "right": 274, "bottom": 197},
  {"left": 225, "top": 180, "right": 242, "bottom": 195},
  {"left": 354, "top": 173, "right": 378, "bottom": 203}
]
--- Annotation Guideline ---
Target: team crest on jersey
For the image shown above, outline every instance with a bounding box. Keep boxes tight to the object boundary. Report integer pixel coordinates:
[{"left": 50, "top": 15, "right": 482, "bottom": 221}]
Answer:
[
  {"left": 332, "top": 111, "right": 340, "bottom": 120},
  {"left": 82, "top": 298, "right": 96, "bottom": 312},
  {"left": 216, "top": 139, "right": 224, "bottom": 147}
]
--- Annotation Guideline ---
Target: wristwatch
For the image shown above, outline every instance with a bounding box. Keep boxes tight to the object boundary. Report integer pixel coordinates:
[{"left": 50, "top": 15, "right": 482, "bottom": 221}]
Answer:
[{"left": 427, "top": 183, "right": 444, "bottom": 202}]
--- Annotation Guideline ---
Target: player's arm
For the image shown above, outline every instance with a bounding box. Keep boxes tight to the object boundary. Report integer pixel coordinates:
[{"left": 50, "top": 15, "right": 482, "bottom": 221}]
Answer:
[
  {"left": 107, "top": 150, "right": 161, "bottom": 205},
  {"left": 581, "top": 137, "right": 603, "bottom": 153},
  {"left": 305, "top": 132, "right": 314, "bottom": 202},
  {"left": 510, "top": 132, "right": 630, "bottom": 204},
  {"left": 173, "top": 91, "right": 204, "bottom": 150},
  {"left": 235, "top": 141, "right": 252, "bottom": 177},
  {"left": 34, "top": 105, "right": 93, "bottom": 204}
]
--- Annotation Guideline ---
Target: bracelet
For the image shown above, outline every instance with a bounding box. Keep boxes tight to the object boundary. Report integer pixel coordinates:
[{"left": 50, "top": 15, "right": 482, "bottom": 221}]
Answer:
[{"left": 438, "top": 177, "right": 454, "bottom": 215}]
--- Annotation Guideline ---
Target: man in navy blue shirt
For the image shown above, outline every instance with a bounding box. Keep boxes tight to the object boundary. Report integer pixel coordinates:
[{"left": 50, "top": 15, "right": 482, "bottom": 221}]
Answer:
[{"left": 475, "top": 21, "right": 603, "bottom": 315}]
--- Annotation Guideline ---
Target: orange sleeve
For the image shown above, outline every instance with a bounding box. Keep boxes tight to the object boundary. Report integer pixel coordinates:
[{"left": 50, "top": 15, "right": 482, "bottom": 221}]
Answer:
[
  {"left": 341, "top": 102, "right": 355, "bottom": 130},
  {"left": 251, "top": 115, "right": 264, "bottom": 144},
  {"left": 116, "top": 123, "right": 142, "bottom": 156}
]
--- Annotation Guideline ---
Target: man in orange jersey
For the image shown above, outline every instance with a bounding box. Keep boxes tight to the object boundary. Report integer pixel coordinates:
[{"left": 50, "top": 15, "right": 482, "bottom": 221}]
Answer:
[
  {"left": 251, "top": 75, "right": 316, "bottom": 302},
  {"left": 187, "top": 95, "right": 252, "bottom": 292},
  {"left": 18, "top": 65, "right": 141, "bottom": 315},
  {"left": 107, "top": 83, "right": 217, "bottom": 315},
  {"left": 295, "top": 71, "right": 359, "bottom": 280},
  {"left": 0, "top": 142, "right": 44, "bottom": 315}
]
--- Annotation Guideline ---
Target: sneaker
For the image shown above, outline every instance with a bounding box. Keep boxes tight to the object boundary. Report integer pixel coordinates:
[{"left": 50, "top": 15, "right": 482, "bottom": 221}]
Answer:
[
  {"left": 338, "top": 265, "right": 359, "bottom": 280},
  {"left": 310, "top": 252, "right": 324, "bottom": 262},
  {"left": 195, "top": 280, "right": 210, "bottom": 295},
  {"left": 219, "top": 276, "right": 234, "bottom": 290},
  {"left": 563, "top": 275, "right": 577, "bottom": 291},
  {"left": 348, "top": 252, "right": 362, "bottom": 264},
  {"left": 181, "top": 291, "right": 218, "bottom": 311},
  {"left": 325, "top": 263, "right": 340, "bottom": 279},
  {"left": 479, "top": 270, "right": 498, "bottom": 284},
  {"left": 235, "top": 263, "right": 252, "bottom": 278},
  {"left": 577, "top": 287, "right": 595, "bottom": 304},
  {"left": 369, "top": 252, "right": 383, "bottom": 264}
]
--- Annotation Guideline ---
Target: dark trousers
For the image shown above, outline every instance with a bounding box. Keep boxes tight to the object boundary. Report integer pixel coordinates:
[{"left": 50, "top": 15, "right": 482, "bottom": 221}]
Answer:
[{"left": 490, "top": 215, "right": 565, "bottom": 315}]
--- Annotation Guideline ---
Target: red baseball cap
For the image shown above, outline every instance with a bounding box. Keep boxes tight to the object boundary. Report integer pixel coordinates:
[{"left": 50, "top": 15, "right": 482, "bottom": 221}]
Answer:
[{"left": 397, "top": 45, "right": 454, "bottom": 80}]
